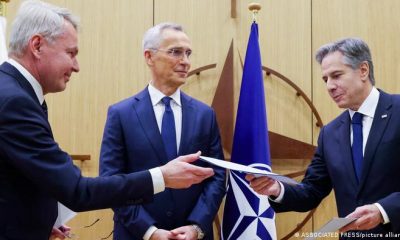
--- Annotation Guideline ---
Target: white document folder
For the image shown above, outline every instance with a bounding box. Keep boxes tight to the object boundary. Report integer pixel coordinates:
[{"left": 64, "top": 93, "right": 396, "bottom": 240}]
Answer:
[{"left": 199, "top": 156, "right": 298, "bottom": 185}]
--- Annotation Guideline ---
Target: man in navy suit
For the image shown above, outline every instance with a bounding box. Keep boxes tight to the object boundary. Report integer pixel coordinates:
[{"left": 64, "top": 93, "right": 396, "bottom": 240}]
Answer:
[
  {"left": 99, "top": 23, "right": 226, "bottom": 240},
  {"left": 246, "top": 38, "right": 400, "bottom": 238},
  {"left": 0, "top": 2, "right": 215, "bottom": 240}
]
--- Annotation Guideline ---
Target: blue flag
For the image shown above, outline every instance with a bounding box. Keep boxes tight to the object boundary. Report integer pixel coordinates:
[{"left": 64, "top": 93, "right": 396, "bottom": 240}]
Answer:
[{"left": 221, "top": 22, "right": 276, "bottom": 240}]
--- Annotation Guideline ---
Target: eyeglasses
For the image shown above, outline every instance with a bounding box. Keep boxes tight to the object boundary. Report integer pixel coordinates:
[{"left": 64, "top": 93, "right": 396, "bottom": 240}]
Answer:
[{"left": 152, "top": 48, "right": 192, "bottom": 59}]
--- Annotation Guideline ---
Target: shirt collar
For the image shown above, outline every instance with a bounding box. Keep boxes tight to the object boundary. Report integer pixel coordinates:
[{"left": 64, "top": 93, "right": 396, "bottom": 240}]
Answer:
[
  {"left": 148, "top": 83, "right": 181, "bottom": 107},
  {"left": 348, "top": 87, "right": 379, "bottom": 119},
  {"left": 8, "top": 58, "right": 45, "bottom": 104}
]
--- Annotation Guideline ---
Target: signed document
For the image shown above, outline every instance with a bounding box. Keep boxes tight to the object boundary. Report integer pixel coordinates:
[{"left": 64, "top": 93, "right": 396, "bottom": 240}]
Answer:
[
  {"left": 200, "top": 156, "right": 298, "bottom": 185},
  {"left": 304, "top": 217, "right": 357, "bottom": 240}
]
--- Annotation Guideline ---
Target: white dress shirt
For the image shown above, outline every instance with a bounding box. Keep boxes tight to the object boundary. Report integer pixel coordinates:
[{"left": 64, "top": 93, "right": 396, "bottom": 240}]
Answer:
[{"left": 272, "top": 87, "right": 389, "bottom": 224}]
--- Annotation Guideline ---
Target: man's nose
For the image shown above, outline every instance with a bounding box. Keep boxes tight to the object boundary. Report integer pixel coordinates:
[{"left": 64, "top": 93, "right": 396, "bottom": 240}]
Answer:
[
  {"left": 326, "top": 78, "right": 336, "bottom": 91},
  {"left": 72, "top": 58, "right": 80, "bottom": 72},
  {"left": 179, "top": 53, "right": 190, "bottom": 65}
]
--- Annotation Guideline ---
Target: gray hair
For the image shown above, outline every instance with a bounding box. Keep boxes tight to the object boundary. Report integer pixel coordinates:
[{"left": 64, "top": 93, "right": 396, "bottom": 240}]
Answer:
[
  {"left": 315, "top": 37, "right": 375, "bottom": 85},
  {"left": 9, "top": 0, "right": 79, "bottom": 57},
  {"left": 142, "top": 22, "right": 184, "bottom": 51}
]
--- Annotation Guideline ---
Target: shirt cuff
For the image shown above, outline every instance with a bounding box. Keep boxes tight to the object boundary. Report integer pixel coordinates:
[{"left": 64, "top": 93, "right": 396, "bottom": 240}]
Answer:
[
  {"left": 143, "top": 226, "right": 158, "bottom": 240},
  {"left": 149, "top": 167, "right": 165, "bottom": 194},
  {"left": 374, "top": 203, "right": 390, "bottom": 224},
  {"left": 269, "top": 182, "right": 285, "bottom": 203}
]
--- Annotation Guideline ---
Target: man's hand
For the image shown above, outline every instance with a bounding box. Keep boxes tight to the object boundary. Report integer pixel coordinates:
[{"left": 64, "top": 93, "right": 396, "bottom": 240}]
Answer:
[
  {"left": 340, "top": 204, "right": 384, "bottom": 232},
  {"left": 160, "top": 151, "right": 214, "bottom": 189},
  {"left": 170, "top": 225, "right": 198, "bottom": 240},
  {"left": 149, "top": 229, "right": 177, "bottom": 240},
  {"left": 245, "top": 174, "right": 281, "bottom": 197},
  {"left": 49, "top": 225, "right": 71, "bottom": 240}
]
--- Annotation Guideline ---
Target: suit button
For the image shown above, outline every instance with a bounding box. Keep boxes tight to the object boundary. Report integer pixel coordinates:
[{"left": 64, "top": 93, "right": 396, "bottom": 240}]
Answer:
[{"left": 166, "top": 211, "right": 173, "bottom": 217}]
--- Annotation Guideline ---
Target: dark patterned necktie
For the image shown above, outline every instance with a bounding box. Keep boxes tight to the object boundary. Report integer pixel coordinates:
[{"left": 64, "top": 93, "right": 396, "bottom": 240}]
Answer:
[{"left": 41, "top": 100, "right": 48, "bottom": 119}]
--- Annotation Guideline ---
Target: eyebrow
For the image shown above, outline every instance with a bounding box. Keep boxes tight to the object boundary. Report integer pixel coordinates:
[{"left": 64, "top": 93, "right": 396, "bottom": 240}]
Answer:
[
  {"left": 169, "top": 47, "right": 192, "bottom": 51},
  {"left": 329, "top": 70, "right": 344, "bottom": 75},
  {"left": 322, "top": 70, "right": 343, "bottom": 80}
]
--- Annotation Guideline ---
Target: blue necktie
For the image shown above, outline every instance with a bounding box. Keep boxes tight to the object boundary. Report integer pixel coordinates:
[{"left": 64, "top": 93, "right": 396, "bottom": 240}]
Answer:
[
  {"left": 352, "top": 112, "right": 363, "bottom": 182},
  {"left": 161, "top": 97, "right": 177, "bottom": 161}
]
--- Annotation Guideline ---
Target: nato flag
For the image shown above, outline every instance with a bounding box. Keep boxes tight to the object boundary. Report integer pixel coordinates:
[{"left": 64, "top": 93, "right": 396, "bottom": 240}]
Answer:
[{"left": 221, "top": 22, "right": 276, "bottom": 240}]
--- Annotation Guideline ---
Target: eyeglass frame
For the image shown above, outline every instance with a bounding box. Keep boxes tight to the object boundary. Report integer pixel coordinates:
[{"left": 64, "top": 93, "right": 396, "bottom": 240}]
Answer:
[{"left": 150, "top": 47, "right": 192, "bottom": 59}]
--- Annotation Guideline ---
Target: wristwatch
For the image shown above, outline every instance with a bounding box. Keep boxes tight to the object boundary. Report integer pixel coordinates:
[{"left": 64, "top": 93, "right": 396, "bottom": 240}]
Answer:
[{"left": 192, "top": 224, "right": 204, "bottom": 239}]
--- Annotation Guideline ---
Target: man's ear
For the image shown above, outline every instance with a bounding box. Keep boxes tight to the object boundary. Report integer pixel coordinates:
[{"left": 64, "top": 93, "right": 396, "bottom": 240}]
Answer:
[
  {"left": 359, "top": 61, "right": 370, "bottom": 82},
  {"left": 29, "top": 35, "right": 44, "bottom": 58},
  {"left": 144, "top": 50, "right": 154, "bottom": 66}
]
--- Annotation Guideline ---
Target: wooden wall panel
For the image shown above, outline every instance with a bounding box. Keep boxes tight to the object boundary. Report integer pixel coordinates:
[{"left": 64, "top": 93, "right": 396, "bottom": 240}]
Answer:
[
  {"left": 237, "top": 0, "right": 313, "bottom": 144},
  {"left": 154, "top": 0, "right": 234, "bottom": 106}
]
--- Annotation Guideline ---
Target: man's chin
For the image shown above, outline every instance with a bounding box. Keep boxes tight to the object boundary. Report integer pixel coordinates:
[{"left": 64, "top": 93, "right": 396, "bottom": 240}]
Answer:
[
  {"left": 175, "top": 78, "right": 187, "bottom": 85},
  {"left": 336, "top": 102, "right": 349, "bottom": 109},
  {"left": 52, "top": 84, "right": 67, "bottom": 93}
]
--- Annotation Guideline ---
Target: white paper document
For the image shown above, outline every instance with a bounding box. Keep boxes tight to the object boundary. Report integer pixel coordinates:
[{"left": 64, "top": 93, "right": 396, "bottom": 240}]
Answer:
[
  {"left": 199, "top": 156, "right": 298, "bottom": 185},
  {"left": 54, "top": 202, "right": 77, "bottom": 228},
  {"left": 304, "top": 217, "right": 357, "bottom": 240}
]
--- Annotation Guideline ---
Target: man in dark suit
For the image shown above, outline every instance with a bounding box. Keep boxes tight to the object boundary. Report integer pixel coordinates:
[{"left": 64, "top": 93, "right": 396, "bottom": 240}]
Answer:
[
  {"left": 99, "top": 22, "right": 226, "bottom": 240},
  {"left": 0, "top": 2, "right": 215, "bottom": 240},
  {"left": 246, "top": 38, "right": 400, "bottom": 238}
]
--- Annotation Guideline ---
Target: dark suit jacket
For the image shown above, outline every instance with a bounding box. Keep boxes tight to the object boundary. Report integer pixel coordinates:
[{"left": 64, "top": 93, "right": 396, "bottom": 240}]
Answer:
[
  {"left": 99, "top": 88, "right": 226, "bottom": 240},
  {"left": 0, "top": 62, "right": 154, "bottom": 240},
  {"left": 271, "top": 90, "right": 400, "bottom": 237}
]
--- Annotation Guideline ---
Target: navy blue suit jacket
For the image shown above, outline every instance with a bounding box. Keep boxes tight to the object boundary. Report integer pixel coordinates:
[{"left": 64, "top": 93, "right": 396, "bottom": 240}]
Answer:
[
  {"left": 0, "top": 62, "right": 154, "bottom": 240},
  {"left": 271, "top": 91, "right": 400, "bottom": 236},
  {"left": 99, "top": 88, "right": 226, "bottom": 240}
]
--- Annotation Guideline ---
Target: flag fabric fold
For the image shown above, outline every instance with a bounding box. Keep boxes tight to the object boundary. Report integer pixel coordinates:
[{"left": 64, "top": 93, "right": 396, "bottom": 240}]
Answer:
[
  {"left": 0, "top": 16, "right": 7, "bottom": 64},
  {"left": 221, "top": 22, "right": 277, "bottom": 240}
]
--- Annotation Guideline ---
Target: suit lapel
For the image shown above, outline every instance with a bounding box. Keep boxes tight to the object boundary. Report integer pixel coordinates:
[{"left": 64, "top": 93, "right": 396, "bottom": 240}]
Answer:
[
  {"left": 0, "top": 62, "right": 39, "bottom": 105},
  {"left": 178, "top": 92, "right": 197, "bottom": 155},
  {"left": 132, "top": 88, "right": 169, "bottom": 165},
  {"left": 336, "top": 112, "right": 359, "bottom": 189},
  {"left": 0, "top": 62, "right": 51, "bottom": 133},
  {"left": 358, "top": 92, "right": 392, "bottom": 192}
]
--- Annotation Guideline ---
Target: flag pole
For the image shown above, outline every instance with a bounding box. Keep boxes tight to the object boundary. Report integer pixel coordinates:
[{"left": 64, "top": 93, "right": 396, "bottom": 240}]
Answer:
[
  {"left": 248, "top": 2, "right": 261, "bottom": 23},
  {"left": 0, "top": 0, "right": 10, "bottom": 17}
]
